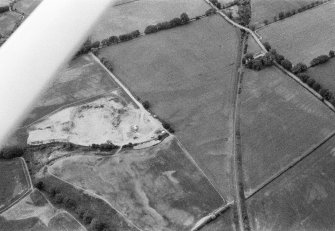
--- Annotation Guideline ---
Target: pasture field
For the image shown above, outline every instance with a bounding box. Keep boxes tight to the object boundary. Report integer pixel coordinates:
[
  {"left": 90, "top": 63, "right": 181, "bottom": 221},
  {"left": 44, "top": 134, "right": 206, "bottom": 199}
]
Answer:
[
  {"left": 247, "top": 135, "right": 335, "bottom": 231},
  {"left": 0, "top": 11, "right": 21, "bottom": 37},
  {"left": 306, "top": 58, "right": 335, "bottom": 93},
  {"left": 91, "top": 0, "right": 210, "bottom": 41},
  {"left": 240, "top": 67, "right": 335, "bottom": 195},
  {"left": 251, "top": 0, "right": 319, "bottom": 27},
  {"left": 99, "top": 15, "right": 240, "bottom": 200},
  {"left": 21, "top": 54, "right": 120, "bottom": 127},
  {"left": 0, "top": 189, "right": 85, "bottom": 231},
  {"left": 259, "top": 2, "right": 335, "bottom": 65},
  {"left": 0, "top": 158, "right": 31, "bottom": 213},
  {"left": 39, "top": 175, "right": 139, "bottom": 231},
  {"left": 47, "top": 137, "right": 224, "bottom": 231},
  {"left": 14, "top": 0, "right": 42, "bottom": 15}
]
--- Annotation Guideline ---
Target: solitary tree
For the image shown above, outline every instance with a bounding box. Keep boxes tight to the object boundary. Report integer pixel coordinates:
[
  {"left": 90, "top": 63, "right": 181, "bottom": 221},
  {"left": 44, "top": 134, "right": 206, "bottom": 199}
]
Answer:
[
  {"left": 329, "top": 50, "right": 335, "bottom": 58},
  {"left": 180, "top": 13, "right": 190, "bottom": 24},
  {"left": 263, "top": 19, "right": 269, "bottom": 25},
  {"left": 263, "top": 42, "right": 271, "bottom": 51}
]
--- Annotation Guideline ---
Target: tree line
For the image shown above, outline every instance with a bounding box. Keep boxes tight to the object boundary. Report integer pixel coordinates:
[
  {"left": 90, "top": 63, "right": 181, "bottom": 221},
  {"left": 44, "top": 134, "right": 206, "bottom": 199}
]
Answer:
[
  {"left": 35, "top": 181, "right": 109, "bottom": 231},
  {"left": 144, "top": 13, "right": 190, "bottom": 34},
  {"left": 273, "top": 0, "right": 326, "bottom": 24}
]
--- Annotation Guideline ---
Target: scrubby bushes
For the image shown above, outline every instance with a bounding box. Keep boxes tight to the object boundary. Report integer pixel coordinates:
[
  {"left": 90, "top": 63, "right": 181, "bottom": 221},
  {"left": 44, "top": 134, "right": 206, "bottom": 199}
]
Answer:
[
  {"left": 0, "top": 145, "right": 26, "bottom": 159},
  {"left": 237, "top": 0, "right": 251, "bottom": 26},
  {"left": 98, "top": 57, "right": 113, "bottom": 72},
  {"left": 144, "top": 13, "right": 190, "bottom": 35},
  {"left": 91, "top": 143, "right": 119, "bottom": 151}
]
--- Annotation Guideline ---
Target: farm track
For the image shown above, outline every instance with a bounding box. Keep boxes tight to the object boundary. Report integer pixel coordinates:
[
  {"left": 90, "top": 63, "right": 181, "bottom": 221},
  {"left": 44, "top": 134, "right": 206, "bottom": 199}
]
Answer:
[{"left": 201, "top": 0, "right": 252, "bottom": 230}]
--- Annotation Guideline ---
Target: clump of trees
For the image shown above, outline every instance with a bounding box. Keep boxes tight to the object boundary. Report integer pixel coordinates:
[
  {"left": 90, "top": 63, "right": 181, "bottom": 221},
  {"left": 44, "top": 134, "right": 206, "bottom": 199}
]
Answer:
[
  {"left": 277, "top": 1, "right": 325, "bottom": 22},
  {"left": 292, "top": 62, "right": 307, "bottom": 74},
  {"left": 144, "top": 13, "right": 190, "bottom": 35},
  {"left": 162, "top": 121, "right": 175, "bottom": 133},
  {"left": 0, "top": 145, "right": 26, "bottom": 159},
  {"left": 243, "top": 52, "right": 274, "bottom": 71},
  {"left": 205, "top": 8, "right": 217, "bottom": 16},
  {"left": 98, "top": 57, "right": 113, "bottom": 72}
]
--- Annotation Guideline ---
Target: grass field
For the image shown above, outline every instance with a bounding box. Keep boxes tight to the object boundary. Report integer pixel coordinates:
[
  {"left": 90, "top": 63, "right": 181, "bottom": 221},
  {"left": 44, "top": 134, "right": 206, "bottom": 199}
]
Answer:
[
  {"left": 48, "top": 137, "right": 223, "bottom": 231},
  {"left": 259, "top": 1, "right": 335, "bottom": 65},
  {"left": 14, "top": 0, "right": 42, "bottom": 15},
  {"left": 240, "top": 67, "right": 335, "bottom": 195},
  {"left": 0, "top": 158, "right": 30, "bottom": 212},
  {"left": 306, "top": 58, "right": 335, "bottom": 93},
  {"left": 0, "top": 189, "right": 85, "bottom": 231},
  {"left": 99, "top": 15, "right": 240, "bottom": 200},
  {"left": 90, "top": 0, "right": 210, "bottom": 41},
  {"left": 20, "top": 54, "right": 120, "bottom": 127},
  {"left": 0, "top": 11, "right": 21, "bottom": 37},
  {"left": 247, "top": 135, "right": 335, "bottom": 230},
  {"left": 251, "top": 0, "right": 318, "bottom": 27}
]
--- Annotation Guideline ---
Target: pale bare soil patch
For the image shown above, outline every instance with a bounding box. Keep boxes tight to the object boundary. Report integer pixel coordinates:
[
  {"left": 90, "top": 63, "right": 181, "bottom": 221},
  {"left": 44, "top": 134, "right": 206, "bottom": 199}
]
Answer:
[{"left": 28, "top": 94, "right": 163, "bottom": 146}]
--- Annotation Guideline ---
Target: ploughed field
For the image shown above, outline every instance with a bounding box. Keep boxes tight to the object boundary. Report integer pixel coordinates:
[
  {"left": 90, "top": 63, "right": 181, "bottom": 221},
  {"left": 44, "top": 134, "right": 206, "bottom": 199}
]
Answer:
[
  {"left": 91, "top": 0, "right": 210, "bottom": 41},
  {"left": 0, "top": 189, "right": 85, "bottom": 231},
  {"left": 240, "top": 67, "right": 335, "bottom": 195},
  {"left": 99, "top": 15, "right": 240, "bottom": 200},
  {"left": 46, "top": 137, "right": 224, "bottom": 231},
  {"left": 0, "top": 158, "right": 31, "bottom": 213},
  {"left": 246, "top": 135, "right": 335, "bottom": 231},
  {"left": 258, "top": 1, "right": 335, "bottom": 65}
]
